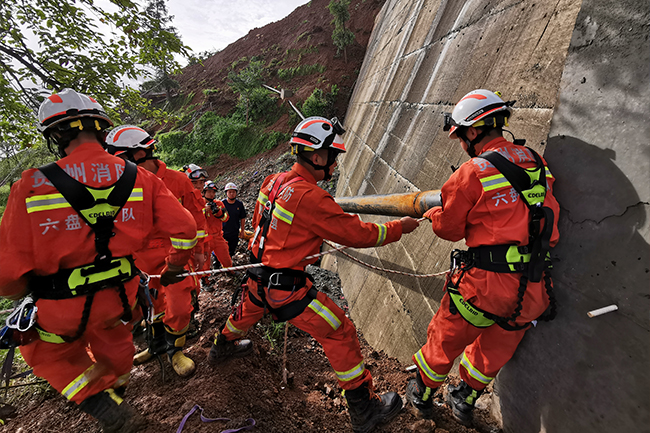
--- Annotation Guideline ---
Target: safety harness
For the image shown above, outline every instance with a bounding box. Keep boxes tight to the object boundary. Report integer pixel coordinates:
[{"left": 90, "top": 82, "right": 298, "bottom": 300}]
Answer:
[
  {"left": 28, "top": 161, "right": 139, "bottom": 342},
  {"left": 446, "top": 148, "right": 557, "bottom": 331},
  {"left": 244, "top": 172, "right": 317, "bottom": 322}
]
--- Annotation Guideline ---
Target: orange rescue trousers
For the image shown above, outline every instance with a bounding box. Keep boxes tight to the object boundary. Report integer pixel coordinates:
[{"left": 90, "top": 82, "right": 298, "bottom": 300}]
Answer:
[
  {"left": 149, "top": 261, "right": 200, "bottom": 332},
  {"left": 20, "top": 282, "right": 140, "bottom": 404},
  {"left": 222, "top": 278, "right": 372, "bottom": 391},
  {"left": 413, "top": 294, "right": 527, "bottom": 391},
  {"left": 203, "top": 235, "right": 232, "bottom": 271}
]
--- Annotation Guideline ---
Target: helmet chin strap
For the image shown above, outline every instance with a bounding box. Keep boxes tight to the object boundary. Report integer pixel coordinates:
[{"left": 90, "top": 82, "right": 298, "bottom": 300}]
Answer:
[
  {"left": 459, "top": 129, "right": 488, "bottom": 158},
  {"left": 298, "top": 149, "right": 338, "bottom": 181}
]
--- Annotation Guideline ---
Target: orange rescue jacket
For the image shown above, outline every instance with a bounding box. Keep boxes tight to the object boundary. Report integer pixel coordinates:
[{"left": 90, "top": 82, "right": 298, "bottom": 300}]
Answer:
[{"left": 0, "top": 142, "right": 197, "bottom": 298}]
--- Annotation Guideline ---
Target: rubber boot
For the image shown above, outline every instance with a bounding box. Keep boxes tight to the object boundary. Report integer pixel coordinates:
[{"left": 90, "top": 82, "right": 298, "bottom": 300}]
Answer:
[
  {"left": 78, "top": 389, "right": 145, "bottom": 433},
  {"left": 164, "top": 327, "right": 196, "bottom": 378},
  {"left": 133, "top": 321, "right": 166, "bottom": 365},
  {"left": 207, "top": 330, "right": 253, "bottom": 365},
  {"left": 445, "top": 380, "right": 483, "bottom": 426},
  {"left": 405, "top": 370, "right": 435, "bottom": 419},
  {"left": 344, "top": 382, "right": 403, "bottom": 433}
]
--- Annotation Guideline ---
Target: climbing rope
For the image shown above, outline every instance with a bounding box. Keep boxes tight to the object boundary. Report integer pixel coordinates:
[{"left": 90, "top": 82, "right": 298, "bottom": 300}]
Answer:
[{"left": 150, "top": 217, "right": 447, "bottom": 279}]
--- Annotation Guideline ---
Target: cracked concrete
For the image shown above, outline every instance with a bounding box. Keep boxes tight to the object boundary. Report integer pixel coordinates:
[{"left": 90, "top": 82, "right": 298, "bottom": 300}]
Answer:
[{"left": 322, "top": 0, "right": 649, "bottom": 431}]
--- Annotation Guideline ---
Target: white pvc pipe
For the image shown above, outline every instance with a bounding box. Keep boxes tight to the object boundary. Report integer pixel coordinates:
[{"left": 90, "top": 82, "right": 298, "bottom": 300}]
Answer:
[{"left": 587, "top": 305, "right": 618, "bottom": 318}]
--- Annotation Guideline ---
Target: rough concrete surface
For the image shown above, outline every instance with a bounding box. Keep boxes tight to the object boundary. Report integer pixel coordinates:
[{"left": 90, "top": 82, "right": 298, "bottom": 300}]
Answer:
[{"left": 322, "top": 0, "right": 649, "bottom": 431}]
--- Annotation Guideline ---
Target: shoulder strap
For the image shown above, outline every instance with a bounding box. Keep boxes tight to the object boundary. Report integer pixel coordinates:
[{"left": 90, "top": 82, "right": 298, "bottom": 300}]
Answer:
[
  {"left": 38, "top": 161, "right": 138, "bottom": 264},
  {"left": 252, "top": 173, "right": 304, "bottom": 263},
  {"left": 479, "top": 147, "right": 547, "bottom": 205}
]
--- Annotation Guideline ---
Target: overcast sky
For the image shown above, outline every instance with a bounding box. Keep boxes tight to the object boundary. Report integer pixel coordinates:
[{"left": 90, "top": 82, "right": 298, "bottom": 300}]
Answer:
[{"left": 167, "top": 0, "right": 310, "bottom": 59}]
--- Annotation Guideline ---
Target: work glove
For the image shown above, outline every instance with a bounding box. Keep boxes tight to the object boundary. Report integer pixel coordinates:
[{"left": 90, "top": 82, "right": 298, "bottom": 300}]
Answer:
[{"left": 160, "top": 264, "right": 186, "bottom": 286}]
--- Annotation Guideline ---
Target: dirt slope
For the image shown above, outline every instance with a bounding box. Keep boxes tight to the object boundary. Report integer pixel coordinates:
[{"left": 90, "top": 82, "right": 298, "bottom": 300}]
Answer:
[{"left": 174, "top": 0, "right": 387, "bottom": 134}]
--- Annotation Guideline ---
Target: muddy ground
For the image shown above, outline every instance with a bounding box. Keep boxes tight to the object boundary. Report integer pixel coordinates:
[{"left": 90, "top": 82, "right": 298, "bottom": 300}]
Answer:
[{"left": 1, "top": 146, "right": 501, "bottom": 433}]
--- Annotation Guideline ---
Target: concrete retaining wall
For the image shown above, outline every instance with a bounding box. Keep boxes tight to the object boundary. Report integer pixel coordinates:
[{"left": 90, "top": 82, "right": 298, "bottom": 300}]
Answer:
[{"left": 322, "top": 0, "right": 649, "bottom": 431}]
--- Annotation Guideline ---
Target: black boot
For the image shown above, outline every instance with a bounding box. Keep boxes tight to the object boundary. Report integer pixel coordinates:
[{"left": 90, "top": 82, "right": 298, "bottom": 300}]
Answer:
[
  {"left": 207, "top": 330, "right": 253, "bottom": 365},
  {"left": 445, "top": 380, "right": 483, "bottom": 426},
  {"left": 78, "top": 389, "right": 145, "bottom": 433},
  {"left": 405, "top": 370, "right": 434, "bottom": 419},
  {"left": 344, "top": 382, "right": 403, "bottom": 433},
  {"left": 133, "top": 320, "right": 166, "bottom": 365}
]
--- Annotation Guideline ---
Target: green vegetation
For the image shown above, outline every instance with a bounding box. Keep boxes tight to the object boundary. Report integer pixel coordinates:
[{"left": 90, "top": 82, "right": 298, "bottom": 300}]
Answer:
[
  {"left": 328, "top": 0, "right": 355, "bottom": 62},
  {"left": 156, "top": 112, "right": 289, "bottom": 167},
  {"left": 228, "top": 59, "right": 266, "bottom": 125},
  {"left": 277, "top": 64, "right": 326, "bottom": 81},
  {"left": 301, "top": 85, "right": 340, "bottom": 118},
  {"left": 0, "top": 0, "right": 188, "bottom": 149}
]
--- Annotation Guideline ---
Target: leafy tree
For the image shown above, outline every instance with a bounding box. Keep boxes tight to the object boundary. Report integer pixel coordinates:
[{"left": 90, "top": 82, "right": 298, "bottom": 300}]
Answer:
[
  {"left": 328, "top": 0, "right": 354, "bottom": 62},
  {"left": 0, "top": 0, "right": 189, "bottom": 148},
  {"left": 141, "top": 0, "right": 182, "bottom": 103},
  {"left": 227, "top": 59, "right": 266, "bottom": 126}
]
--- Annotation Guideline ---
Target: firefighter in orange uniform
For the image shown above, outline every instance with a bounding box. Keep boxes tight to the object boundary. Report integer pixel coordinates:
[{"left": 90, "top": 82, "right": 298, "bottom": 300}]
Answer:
[
  {"left": 206, "top": 117, "right": 419, "bottom": 433},
  {"left": 406, "top": 90, "right": 560, "bottom": 425},
  {"left": 105, "top": 126, "right": 207, "bottom": 378},
  {"left": 0, "top": 89, "right": 197, "bottom": 432},
  {"left": 199, "top": 180, "right": 233, "bottom": 275}
]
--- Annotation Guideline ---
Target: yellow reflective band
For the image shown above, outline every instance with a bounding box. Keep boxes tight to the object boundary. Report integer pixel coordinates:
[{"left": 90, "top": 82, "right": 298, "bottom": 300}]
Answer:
[
  {"left": 257, "top": 191, "right": 269, "bottom": 206},
  {"left": 25, "top": 193, "right": 69, "bottom": 213},
  {"left": 272, "top": 203, "right": 294, "bottom": 225},
  {"left": 545, "top": 168, "right": 553, "bottom": 178},
  {"left": 25, "top": 189, "right": 143, "bottom": 214},
  {"left": 480, "top": 174, "right": 511, "bottom": 192},
  {"left": 62, "top": 364, "right": 95, "bottom": 400},
  {"left": 414, "top": 349, "right": 447, "bottom": 383},
  {"left": 335, "top": 361, "right": 365, "bottom": 382},
  {"left": 197, "top": 230, "right": 207, "bottom": 239},
  {"left": 36, "top": 327, "right": 66, "bottom": 344},
  {"left": 374, "top": 223, "right": 387, "bottom": 246},
  {"left": 225, "top": 317, "right": 246, "bottom": 336},
  {"left": 170, "top": 236, "right": 198, "bottom": 250},
  {"left": 460, "top": 352, "right": 493, "bottom": 385},
  {"left": 307, "top": 299, "right": 341, "bottom": 330}
]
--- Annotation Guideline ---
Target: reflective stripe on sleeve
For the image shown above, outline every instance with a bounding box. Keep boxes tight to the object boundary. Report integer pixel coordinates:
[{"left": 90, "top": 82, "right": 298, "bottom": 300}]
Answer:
[
  {"left": 374, "top": 223, "right": 387, "bottom": 246},
  {"left": 414, "top": 349, "right": 447, "bottom": 383},
  {"left": 257, "top": 191, "right": 269, "bottom": 206},
  {"left": 272, "top": 203, "right": 295, "bottom": 225},
  {"left": 307, "top": 299, "right": 341, "bottom": 331},
  {"left": 197, "top": 230, "right": 207, "bottom": 239},
  {"left": 62, "top": 364, "right": 95, "bottom": 400},
  {"left": 335, "top": 361, "right": 365, "bottom": 382},
  {"left": 460, "top": 352, "right": 493, "bottom": 385},
  {"left": 170, "top": 236, "right": 198, "bottom": 250}
]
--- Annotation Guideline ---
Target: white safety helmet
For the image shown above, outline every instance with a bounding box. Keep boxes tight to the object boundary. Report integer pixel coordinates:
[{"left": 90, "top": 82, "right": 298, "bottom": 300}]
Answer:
[
  {"left": 224, "top": 182, "right": 238, "bottom": 191},
  {"left": 289, "top": 116, "right": 346, "bottom": 154},
  {"left": 37, "top": 88, "right": 113, "bottom": 157},
  {"left": 203, "top": 181, "right": 218, "bottom": 193},
  {"left": 443, "top": 89, "right": 513, "bottom": 139},
  {"left": 183, "top": 163, "right": 208, "bottom": 180},
  {"left": 105, "top": 125, "right": 156, "bottom": 159},
  {"left": 37, "top": 88, "right": 113, "bottom": 133}
]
